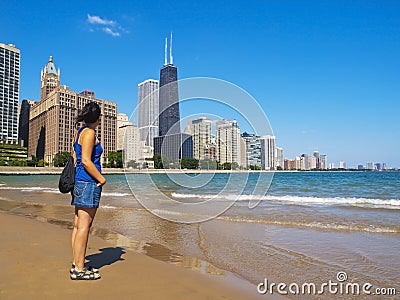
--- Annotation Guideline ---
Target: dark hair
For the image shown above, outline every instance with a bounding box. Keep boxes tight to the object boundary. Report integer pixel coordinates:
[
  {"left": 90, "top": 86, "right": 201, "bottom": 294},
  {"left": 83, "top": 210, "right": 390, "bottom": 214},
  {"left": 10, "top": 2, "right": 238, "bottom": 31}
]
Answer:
[{"left": 76, "top": 102, "right": 101, "bottom": 125}]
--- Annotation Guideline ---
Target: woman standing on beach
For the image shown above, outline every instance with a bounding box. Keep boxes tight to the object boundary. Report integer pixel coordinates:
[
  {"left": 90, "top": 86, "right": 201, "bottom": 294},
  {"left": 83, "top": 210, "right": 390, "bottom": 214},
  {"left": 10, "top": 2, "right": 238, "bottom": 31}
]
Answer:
[{"left": 70, "top": 102, "right": 106, "bottom": 280}]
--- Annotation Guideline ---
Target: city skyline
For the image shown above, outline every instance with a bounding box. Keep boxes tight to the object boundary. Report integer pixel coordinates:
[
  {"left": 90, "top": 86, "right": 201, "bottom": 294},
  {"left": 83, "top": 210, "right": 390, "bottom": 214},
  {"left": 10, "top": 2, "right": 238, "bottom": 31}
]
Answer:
[{"left": 1, "top": 1, "right": 399, "bottom": 167}]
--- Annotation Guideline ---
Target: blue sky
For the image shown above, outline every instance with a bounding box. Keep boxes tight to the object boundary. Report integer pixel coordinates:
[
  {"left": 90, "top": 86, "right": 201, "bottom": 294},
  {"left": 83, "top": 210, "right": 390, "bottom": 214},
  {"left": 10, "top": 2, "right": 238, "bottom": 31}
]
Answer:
[{"left": 1, "top": 0, "right": 399, "bottom": 167}]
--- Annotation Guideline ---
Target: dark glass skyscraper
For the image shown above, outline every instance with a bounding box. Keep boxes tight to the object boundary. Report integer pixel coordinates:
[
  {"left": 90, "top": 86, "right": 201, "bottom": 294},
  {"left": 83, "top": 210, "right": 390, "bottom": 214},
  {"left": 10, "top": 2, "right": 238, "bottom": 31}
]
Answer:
[
  {"left": 158, "top": 64, "right": 180, "bottom": 136},
  {"left": 154, "top": 36, "right": 193, "bottom": 163}
]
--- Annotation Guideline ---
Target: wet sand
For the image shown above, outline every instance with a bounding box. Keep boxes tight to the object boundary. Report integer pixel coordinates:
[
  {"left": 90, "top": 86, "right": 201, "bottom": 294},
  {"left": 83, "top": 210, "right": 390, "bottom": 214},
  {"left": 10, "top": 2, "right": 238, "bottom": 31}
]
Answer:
[{"left": 0, "top": 212, "right": 274, "bottom": 299}]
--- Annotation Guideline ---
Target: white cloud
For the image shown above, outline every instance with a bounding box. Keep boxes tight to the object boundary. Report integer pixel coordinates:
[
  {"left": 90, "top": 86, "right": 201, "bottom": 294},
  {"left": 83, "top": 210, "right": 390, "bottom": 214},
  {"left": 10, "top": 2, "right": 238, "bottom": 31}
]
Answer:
[
  {"left": 87, "top": 14, "right": 115, "bottom": 26},
  {"left": 103, "top": 27, "right": 120, "bottom": 37},
  {"left": 87, "top": 13, "right": 126, "bottom": 37}
]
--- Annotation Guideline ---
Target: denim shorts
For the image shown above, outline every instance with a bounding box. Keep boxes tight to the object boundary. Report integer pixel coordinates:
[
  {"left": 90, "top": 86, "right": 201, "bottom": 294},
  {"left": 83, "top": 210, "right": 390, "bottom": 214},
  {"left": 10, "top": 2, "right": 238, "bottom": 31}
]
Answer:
[{"left": 71, "top": 181, "right": 102, "bottom": 208}]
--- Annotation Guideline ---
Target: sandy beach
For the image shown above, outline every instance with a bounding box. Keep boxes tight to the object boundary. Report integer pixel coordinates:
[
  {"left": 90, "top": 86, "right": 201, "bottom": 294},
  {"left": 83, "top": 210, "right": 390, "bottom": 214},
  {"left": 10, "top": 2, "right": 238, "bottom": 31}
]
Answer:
[
  {"left": 0, "top": 211, "right": 272, "bottom": 299},
  {"left": 0, "top": 212, "right": 278, "bottom": 299}
]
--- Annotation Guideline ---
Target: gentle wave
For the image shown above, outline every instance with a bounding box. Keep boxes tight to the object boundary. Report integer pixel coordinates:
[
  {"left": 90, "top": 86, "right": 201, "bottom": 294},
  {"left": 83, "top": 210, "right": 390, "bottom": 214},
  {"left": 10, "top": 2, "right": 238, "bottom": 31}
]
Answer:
[
  {"left": 217, "top": 216, "right": 399, "bottom": 233},
  {"left": 171, "top": 192, "right": 400, "bottom": 209},
  {"left": 140, "top": 207, "right": 400, "bottom": 233}
]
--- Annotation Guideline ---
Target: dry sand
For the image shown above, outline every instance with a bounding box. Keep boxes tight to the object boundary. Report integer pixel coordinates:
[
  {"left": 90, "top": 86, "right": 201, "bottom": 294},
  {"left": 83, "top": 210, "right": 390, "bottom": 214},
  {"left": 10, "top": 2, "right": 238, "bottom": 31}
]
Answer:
[{"left": 0, "top": 212, "right": 276, "bottom": 299}]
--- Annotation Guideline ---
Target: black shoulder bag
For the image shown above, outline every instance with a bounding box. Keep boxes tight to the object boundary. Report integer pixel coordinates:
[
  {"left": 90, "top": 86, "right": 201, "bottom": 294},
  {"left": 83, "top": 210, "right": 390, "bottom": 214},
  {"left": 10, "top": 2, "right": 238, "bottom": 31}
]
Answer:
[{"left": 59, "top": 131, "right": 77, "bottom": 193}]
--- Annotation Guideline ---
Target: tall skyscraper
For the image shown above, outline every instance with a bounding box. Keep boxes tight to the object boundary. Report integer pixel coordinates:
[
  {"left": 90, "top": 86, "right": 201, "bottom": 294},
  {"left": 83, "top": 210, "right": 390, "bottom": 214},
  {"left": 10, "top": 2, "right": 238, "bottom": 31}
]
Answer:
[
  {"left": 158, "top": 66, "right": 179, "bottom": 135},
  {"left": 260, "top": 135, "right": 276, "bottom": 170},
  {"left": 138, "top": 79, "right": 159, "bottom": 148},
  {"left": 216, "top": 119, "right": 241, "bottom": 166},
  {"left": 154, "top": 35, "right": 193, "bottom": 162},
  {"left": 0, "top": 43, "right": 20, "bottom": 142},
  {"left": 28, "top": 56, "right": 117, "bottom": 164},
  {"left": 191, "top": 117, "right": 212, "bottom": 160}
]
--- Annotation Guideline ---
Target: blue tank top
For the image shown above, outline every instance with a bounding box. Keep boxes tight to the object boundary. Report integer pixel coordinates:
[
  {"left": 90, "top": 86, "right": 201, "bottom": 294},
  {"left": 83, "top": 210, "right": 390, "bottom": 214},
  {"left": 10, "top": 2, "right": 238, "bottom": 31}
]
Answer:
[{"left": 74, "top": 126, "right": 103, "bottom": 183}]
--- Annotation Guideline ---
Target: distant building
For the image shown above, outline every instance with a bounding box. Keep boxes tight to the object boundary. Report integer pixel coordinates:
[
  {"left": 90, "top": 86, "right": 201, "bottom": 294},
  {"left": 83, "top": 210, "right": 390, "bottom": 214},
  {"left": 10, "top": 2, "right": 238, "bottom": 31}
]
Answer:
[
  {"left": 328, "top": 163, "right": 335, "bottom": 169},
  {"left": 320, "top": 154, "right": 328, "bottom": 170},
  {"left": 138, "top": 79, "right": 159, "bottom": 148},
  {"left": 260, "top": 135, "right": 276, "bottom": 170},
  {"left": 300, "top": 154, "right": 309, "bottom": 170},
  {"left": 18, "top": 100, "right": 36, "bottom": 147},
  {"left": 0, "top": 43, "right": 20, "bottom": 142},
  {"left": 357, "top": 164, "right": 364, "bottom": 170},
  {"left": 275, "top": 147, "right": 284, "bottom": 169},
  {"left": 313, "top": 150, "right": 320, "bottom": 169},
  {"left": 117, "top": 113, "right": 132, "bottom": 151},
  {"left": 123, "top": 124, "right": 142, "bottom": 166},
  {"left": 295, "top": 156, "right": 302, "bottom": 170},
  {"left": 339, "top": 161, "right": 346, "bottom": 169},
  {"left": 28, "top": 56, "right": 117, "bottom": 164},
  {"left": 241, "top": 132, "right": 261, "bottom": 168},
  {"left": 216, "top": 119, "right": 241, "bottom": 166},
  {"left": 204, "top": 138, "right": 217, "bottom": 161},
  {"left": 240, "top": 137, "right": 247, "bottom": 168},
  {"left": 153, "top": 36, "right": 193, "bottom": 162},
  {"left": 191, "top": 117, "right": 212, "bottom": 160},
  {"left": 309, "top": 155, "right": 317, "bottom": 170},
  {"left": 284, "top": 159, "right": 297, "bottom": 170},
  {"left": 366, "top": 162, "right": 374, "bottom": 170}
]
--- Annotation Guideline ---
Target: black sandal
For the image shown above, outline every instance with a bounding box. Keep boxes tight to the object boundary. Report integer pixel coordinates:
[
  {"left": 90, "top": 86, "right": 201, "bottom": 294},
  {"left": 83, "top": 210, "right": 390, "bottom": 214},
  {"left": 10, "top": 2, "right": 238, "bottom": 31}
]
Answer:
[
  {"left": 70, "top": 267, "right": 101, "bottom": 280},
  {"left": 70, "top": 263, "right": 99, "bottom": 274}
]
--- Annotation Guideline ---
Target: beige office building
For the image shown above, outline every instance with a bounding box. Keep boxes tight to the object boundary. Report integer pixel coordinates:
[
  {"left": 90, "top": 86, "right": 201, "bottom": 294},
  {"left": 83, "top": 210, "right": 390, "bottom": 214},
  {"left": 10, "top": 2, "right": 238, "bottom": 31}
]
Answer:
[
  {"left": 216, "top": 119, "right": 241, "bottom": 167},
  {"left": 28, "top": 56, "right": 117, "bottom": 165},
  {"left": 190, "top": 117, "right": 212, "bottom": 160}
]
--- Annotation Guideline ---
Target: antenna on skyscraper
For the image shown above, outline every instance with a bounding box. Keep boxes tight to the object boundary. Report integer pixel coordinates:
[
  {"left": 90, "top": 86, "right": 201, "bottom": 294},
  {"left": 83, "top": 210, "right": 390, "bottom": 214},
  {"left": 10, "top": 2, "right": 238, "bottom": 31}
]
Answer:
[
  {"left": 164, "top": 37, "right": 168, "bottom": 65},
  {"left": 170, "top": 32, "right": 173, "bottom": 65}
]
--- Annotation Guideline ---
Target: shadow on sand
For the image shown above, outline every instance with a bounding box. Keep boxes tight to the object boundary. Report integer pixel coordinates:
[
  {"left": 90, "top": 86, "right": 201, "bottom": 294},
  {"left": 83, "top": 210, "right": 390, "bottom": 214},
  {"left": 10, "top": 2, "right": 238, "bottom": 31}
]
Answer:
[{"left": 86, "top": 247, "right": 126, "bottom": 269}]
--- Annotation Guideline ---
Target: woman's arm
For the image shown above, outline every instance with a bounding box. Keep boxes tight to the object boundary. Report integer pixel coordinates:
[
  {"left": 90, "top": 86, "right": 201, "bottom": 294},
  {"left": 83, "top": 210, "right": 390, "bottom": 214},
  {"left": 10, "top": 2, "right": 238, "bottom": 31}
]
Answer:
[{"left": 80, "top": 128, "right": 107, "bottom": 187}]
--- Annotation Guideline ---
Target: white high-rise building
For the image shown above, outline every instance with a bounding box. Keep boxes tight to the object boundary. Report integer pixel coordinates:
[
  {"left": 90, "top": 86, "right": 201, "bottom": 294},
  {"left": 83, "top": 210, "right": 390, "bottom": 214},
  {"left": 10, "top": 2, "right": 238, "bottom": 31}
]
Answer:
[
  {"left": 320, "top": 155, "right": 327, "bottom": 169},
  {"left": 117, "top": 113, "right": 132, "bottom": 151},
  {"left": 260, "top": 135, "right": 276, "bottom": 170},
  {"left": 123, "top": 124, "right": 142, "bottom": 166},
  {"left": 138, "top": 79, "right": 159, "bottom": 148},
  {"left": 0, "top": 43, "right": 20, "bottom": 142},
  {"left": 339, "top": 161, "right": 346, "bottom": 169},
  {"left": 240, "top": 137, "right": 247, "bottom": 168},
  {"left": 191, "top": 117, "right": 212, "bottom": 160},
  {"left": 216, "top": 120, "right": 241, "bottom": 166},
  {"left": 275, "top": 147, "right": 284, "bottom": 169},
  {"left": 309, "top": 155, "right": 317, "bottom": 170}
]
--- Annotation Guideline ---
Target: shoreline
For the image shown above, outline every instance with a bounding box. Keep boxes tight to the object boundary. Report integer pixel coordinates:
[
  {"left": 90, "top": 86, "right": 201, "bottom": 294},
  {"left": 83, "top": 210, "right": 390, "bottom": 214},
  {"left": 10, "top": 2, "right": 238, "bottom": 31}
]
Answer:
[
  {"left": 0, "top": 166, "right": 396, "bottom": 175},
  {"left": 0, "top": 209, "right": 274, "bottom": 299}
]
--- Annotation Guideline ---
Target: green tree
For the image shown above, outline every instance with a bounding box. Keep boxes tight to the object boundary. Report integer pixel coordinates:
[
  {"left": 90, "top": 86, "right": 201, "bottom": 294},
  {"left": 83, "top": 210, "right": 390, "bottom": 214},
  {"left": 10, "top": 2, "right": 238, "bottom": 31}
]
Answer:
[
  {"left": 107, "top": 151, "right": 123, "bottom": 168},
  {"left": 222, "top": 162, "right": 232, "bottom": 170},
  {"left": 53, "top": 151, "right": 71, "bottom": 167},
  {"left": 0, "top": 158, "right": 7, "bottom": 166},
  {"left": 180, "top": 158, "right": 199, "bottom": 169},
  {"left": 250, "top": 164, "right": 261, "bottom": 170},
  {"left": 37, "top": 159, "right": 46, "bottom": 167},
  {"left": 153, "top": 154, "right": 163, "bottom": 169},
  {"left": 232, "top": 162, "right": 239, "bottom": 170}
]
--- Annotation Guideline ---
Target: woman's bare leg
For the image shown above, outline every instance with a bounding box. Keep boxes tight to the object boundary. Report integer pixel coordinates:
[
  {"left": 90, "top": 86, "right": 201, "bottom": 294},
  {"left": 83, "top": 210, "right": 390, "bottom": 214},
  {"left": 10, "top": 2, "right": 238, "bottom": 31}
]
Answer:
[
  {"left": 72, "top": 207, "right": 97, "bottom": 271},
  {"left": 71, "top": 207, "right": 79, "bottom": 263}
]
